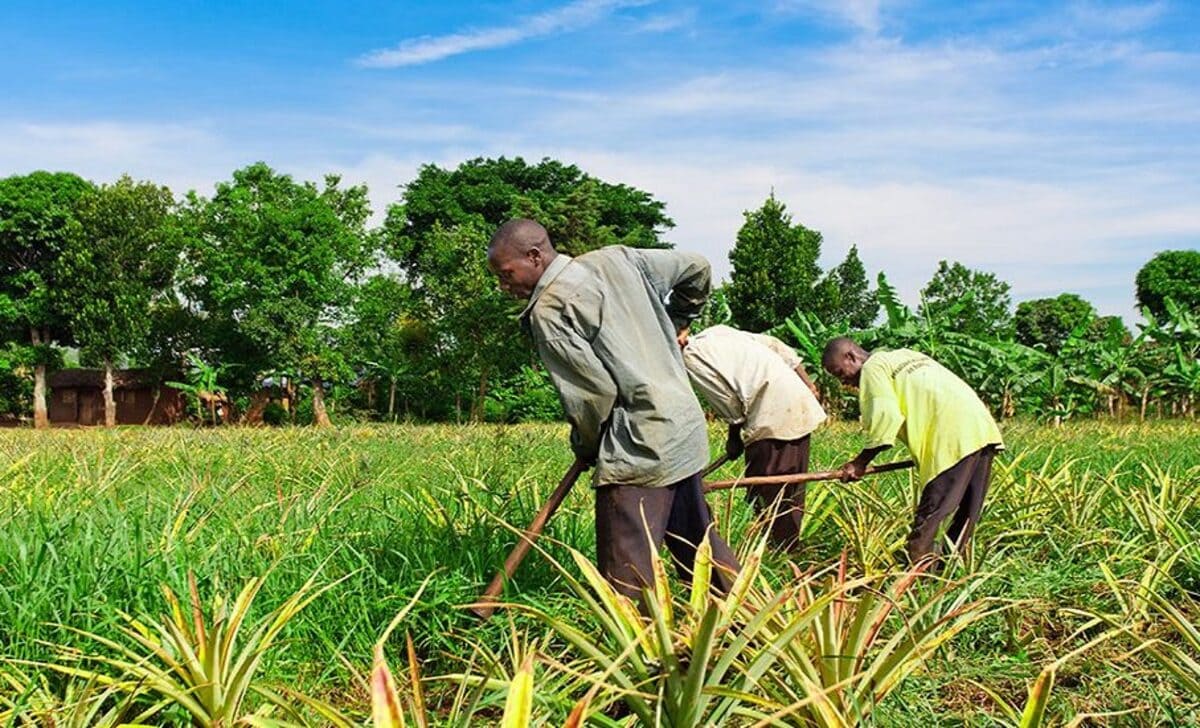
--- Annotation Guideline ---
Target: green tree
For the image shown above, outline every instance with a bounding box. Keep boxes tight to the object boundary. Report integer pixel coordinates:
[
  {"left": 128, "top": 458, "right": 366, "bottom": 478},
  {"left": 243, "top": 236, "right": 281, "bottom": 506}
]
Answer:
[
  {"left": 180, "top": 163, "right": 376, "bottom": 427},
  {"left": 727, "top": 194, "right": 826, "bottom": 332},
  {"left": 55, "top": 176, "right": 181, "bottom": 426},
  {"left": 0, "top": 171, "right": 94, "bottom": 428},
  {"left": 343, "top": 274, "right": 431, "bottom": 420},
  {"left": 918, "top": 260, "right": 1012, "bottom": 339},
  {"left": 0, "top": 342, "right": 35, "bottom": 420},
  {"left": 1013, "top": 293, "right": 1097, "bottom": 354},
  {"left": 382, "top": 156, "right": 674, "bottom": 420},
  {"left": 1136, "top": 250, "right": 1200, "bottom": 320},
  {"left": 819, "top": 245, "right": 878, "bottom": 327},
  {"left": 1089, "top": 315, "right": 1130, "bottom": 344}
]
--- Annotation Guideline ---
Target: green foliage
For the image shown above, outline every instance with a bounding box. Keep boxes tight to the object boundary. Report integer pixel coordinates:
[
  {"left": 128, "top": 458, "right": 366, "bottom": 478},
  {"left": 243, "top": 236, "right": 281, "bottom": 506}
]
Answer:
[
  {"left": 343, "top": 275, "right": 431, "bottom": 421},
  {"left": 781, "top": 270, "right": 1200, "bottom": 423},
  {"left": 54, "top": 176, "right": 182, "bottom": 398},
  {"left": 179, "top": 163, "right": 376, "bottom": 400},
  {"left": 819, "top": 244, "right": 879, "bottom": 327},
  {"left": 919, "top": 260, "right": 1013, "bottom": 339},
  {"left": 1014, "top": 293, "right": 1097, "bottom": 354},
  {"left": 1136, "top": 249, "right": 1200, "bottom": 320},
  {"left": 262, "top": 402, "right": 288, "bottom": 427},
  {"left": 166, "top": 353, "right": 231, "bottom": 425},
  {"left": 0, "top": 342, "right": 34, "bottom": 419},
  {"left": 1, "top": 422, "right": 1198, "bottom": 724},
  {"left": 727, "top": 193, "right": 826, "bottom": 332},
  {"left": 484, "top": 365, "right": 562, "bottom": 423},
  {"left": 692, "top": 283, "right": 732, "bottom": 333},
  {"left": 393, "top": 157, "right": 672, "bottom": 261},
  {"left": 0, "top": 171, "right": 94, "bottom": 341}
]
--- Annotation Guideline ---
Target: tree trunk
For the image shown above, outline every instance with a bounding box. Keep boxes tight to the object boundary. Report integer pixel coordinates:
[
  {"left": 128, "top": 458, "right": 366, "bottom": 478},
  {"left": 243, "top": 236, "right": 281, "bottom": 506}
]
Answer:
[
  {"left": 103, "top": 357, "right": 116, "bottom": 427},
  {"left": 312, "top": 379, "right": 332, "bottom": 427},
  {"left": 243, "top": 391, "right": 269, "bottom": 425},
  {"left": 388, "top": 377, "right": 397, "bottom": 422},
  {"left": 31, "top": 328, "right": 48, "bottom": 429},
  {"left": 143, "top": 386, "right": 162, "bottom": 426},
  {"left": 471, "top": 365, "right": 491, "bottom": 422},
  {"left": 1140, "top": 388, "right": 1149, "bottom": 421}
]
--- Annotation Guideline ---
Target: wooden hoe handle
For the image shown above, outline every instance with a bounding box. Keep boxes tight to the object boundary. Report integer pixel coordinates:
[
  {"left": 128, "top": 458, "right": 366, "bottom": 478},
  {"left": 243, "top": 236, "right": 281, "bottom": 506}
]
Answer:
[
  {"left": 470, "top": 459, "right": 589, "bottom": 620},
  {"left": 703, "top": 459, "right": 915, "bottom": 492}
]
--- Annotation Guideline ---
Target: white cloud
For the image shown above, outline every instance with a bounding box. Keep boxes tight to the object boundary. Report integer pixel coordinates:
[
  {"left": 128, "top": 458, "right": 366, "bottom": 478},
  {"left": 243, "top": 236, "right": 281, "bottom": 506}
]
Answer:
[
  {"left": 0, "top": 121, "right": 234, "bottom": 196},
  {"left": 357, "top": 0, "right": 650, "bottom": 68},
  {"left": 633, "top": 8, "right": 696, "bottom": 33},
  {"left": 776, "top": 0, "right": 886, "bottom": 36},
  {"left": 1066, "top": 0, "right": 1167, "bottom": 35}
]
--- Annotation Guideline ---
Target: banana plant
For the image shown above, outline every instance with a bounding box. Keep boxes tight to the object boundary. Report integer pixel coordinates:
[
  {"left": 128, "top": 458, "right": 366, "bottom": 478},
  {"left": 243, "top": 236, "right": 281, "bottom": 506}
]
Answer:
[{"left": 166, "top": 353, "right": 234, "bottom": 425}]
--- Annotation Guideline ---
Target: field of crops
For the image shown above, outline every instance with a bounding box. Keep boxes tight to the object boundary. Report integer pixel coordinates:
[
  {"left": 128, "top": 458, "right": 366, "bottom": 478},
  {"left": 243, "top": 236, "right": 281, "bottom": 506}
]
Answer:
[{"left": 1, "top": 421, "right": 1198, "bottom": 725}]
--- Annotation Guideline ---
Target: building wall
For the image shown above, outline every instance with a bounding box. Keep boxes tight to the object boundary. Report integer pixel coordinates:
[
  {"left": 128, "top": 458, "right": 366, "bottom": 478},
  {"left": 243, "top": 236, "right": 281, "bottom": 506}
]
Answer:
[
  {"left": 48, "top": 387, "right": 82, "bottom": 424},
  {"left": 48, "top": 386, "right": 186, "bottom": 425}
]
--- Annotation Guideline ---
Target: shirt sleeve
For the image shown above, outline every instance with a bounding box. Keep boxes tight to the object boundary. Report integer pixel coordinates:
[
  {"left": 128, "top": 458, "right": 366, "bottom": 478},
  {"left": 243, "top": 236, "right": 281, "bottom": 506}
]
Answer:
[
  {"left": 859, "top": 361, "right": 903, "bottom": 450},
  {"left": 630, "top": 248, "right": 712, "bottom": 329},
  {"left": 532, "top": 305, "right": 618, "bottom": 462},
  {"left": 749, "top": 333, "right": 803, "bottom": 369}
]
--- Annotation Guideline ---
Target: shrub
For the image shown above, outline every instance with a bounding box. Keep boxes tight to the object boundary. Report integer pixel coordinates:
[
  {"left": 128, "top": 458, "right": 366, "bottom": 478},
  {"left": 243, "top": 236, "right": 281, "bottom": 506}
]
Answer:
[{"left": 262, "top": 402, "right": 289, "bottom": 426}]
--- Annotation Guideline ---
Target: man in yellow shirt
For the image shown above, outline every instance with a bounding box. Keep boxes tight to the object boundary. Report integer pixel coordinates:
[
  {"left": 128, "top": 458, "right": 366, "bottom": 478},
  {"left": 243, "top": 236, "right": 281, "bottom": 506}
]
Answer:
[{"left": 822, "top": 337, "right": 1003, "bottom": 565}]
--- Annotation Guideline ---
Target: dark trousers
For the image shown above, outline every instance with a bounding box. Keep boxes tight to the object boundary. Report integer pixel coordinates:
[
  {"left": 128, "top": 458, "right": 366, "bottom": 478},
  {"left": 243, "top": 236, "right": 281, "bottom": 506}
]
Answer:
[
  {"left": 595, "top": 472, "right": 741, "bottom": 601},
  {"left": 744, "top": 436, "right": 811, "bottom": 553},
  {"left": 907, "top": 445, "right": 998, "bottom": 565}
]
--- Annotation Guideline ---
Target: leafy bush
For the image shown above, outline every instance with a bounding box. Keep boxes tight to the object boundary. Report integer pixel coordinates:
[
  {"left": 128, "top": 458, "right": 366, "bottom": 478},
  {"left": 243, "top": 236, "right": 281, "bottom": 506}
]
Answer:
[
  {"left": 485, "top": 365, "right": 563, "bottom": 423},
  {"left": 262, "top": 402, "right": 289, "bottom": 427}
]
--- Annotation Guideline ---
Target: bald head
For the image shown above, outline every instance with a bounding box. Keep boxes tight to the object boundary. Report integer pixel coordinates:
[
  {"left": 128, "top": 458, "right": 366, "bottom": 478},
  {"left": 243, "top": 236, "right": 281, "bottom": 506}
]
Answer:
[
  {"left": 486, "top": 218, "right": 558, "bottom": 300},
  {"left": 822, "top": 336, "right": 870, "bottom": 387},
  {"left": 489, "top": 219, "right": 552, "bottom": 256}
]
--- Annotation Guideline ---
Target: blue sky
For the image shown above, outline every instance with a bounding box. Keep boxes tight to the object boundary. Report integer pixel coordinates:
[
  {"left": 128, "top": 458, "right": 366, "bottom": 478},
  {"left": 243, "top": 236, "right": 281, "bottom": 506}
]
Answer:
[{"left": 2, "top": 1, "right": 1198, "bottom": 321}]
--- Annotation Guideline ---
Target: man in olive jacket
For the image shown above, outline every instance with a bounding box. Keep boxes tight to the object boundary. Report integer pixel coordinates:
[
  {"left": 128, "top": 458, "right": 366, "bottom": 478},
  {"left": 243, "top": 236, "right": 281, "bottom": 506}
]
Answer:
[{"left": 488, "top": 219, "right": 740, "bottom": 599}]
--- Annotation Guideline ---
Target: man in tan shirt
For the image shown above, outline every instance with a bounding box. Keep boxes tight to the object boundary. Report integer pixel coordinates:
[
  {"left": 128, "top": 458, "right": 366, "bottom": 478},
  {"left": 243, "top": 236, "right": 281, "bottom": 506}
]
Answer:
[
  {"left": 682, "top": 324, "right": 827, "bottom": 551},
  {"left": 487, "top": 219, "right": 741, "bottom": 600}
]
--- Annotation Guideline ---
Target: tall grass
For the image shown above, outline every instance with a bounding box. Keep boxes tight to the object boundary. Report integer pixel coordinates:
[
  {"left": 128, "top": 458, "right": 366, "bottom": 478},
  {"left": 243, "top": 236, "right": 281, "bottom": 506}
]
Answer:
[{"left": 0, "top": 421, "right": 1197, "bottom": 723}]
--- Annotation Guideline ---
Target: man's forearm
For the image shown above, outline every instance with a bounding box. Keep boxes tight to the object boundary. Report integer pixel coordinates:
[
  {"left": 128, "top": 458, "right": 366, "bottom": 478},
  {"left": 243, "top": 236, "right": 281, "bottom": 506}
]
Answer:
[{"left": 794, "top": 364, "right": 818, "bottom": 393}]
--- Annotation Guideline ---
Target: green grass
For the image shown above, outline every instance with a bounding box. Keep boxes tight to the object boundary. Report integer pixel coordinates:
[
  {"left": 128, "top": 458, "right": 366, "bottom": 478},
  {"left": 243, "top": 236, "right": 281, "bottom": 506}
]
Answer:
[{"left": 1, "top": 420, "right": 1198, "bottom": 724}]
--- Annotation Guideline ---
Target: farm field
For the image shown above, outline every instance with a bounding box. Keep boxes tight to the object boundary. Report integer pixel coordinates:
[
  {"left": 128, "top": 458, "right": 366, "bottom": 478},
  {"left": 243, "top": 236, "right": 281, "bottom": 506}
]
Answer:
[{"left": 1, "top": 421, "right": 1199, "bottom": 725}]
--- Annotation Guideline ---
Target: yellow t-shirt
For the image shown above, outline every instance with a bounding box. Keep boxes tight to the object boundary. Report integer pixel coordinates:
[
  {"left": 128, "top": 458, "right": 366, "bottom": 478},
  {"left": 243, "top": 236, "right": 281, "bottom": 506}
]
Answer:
[{"left": 859, "top": 349, "right": 1003, "bottom": 486}]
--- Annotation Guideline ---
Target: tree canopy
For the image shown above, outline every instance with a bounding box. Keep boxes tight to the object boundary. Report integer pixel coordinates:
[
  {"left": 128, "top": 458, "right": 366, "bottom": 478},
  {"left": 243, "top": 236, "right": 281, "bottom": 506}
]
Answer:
[
  {"left": 727, "top": 194, "right": 825, "bottom": 332},
  {"left": 1136, "top": 250, "right": 1200, "bottom": 319},
  {"left": 179, "top": 162, "right": 375, "bottom": 425},
  {"left": 1014, "top": 293, "right": 1097, "bottom": 354},
  {"left": 0, "top": 171, "right": 94, "bottom": 427},
  {"left": 919, "top": 260, "right": 1012, "bottom": 339}
]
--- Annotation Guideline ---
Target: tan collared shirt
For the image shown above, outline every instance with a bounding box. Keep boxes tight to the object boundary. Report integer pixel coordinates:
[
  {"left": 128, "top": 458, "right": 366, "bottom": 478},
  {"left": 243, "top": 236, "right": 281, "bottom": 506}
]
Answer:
[
  {"left": 683, "top": 325, "right": 827, "bottom": 445},
  {"left": 522, "top": 247, "right": 711, "bottom": 487}
]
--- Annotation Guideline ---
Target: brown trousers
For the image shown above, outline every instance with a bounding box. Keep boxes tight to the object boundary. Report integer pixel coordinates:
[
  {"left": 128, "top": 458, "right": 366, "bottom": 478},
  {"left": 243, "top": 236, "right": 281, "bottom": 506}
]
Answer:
[
  {"left": 744, "top": 436, "right": 811, "bottom": 553},
  {"left": 907, "top": 445, "right": 998, "bottom": 565},
  {"left": 595, "top": 472, "right": 741, "bottom": 601}
]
